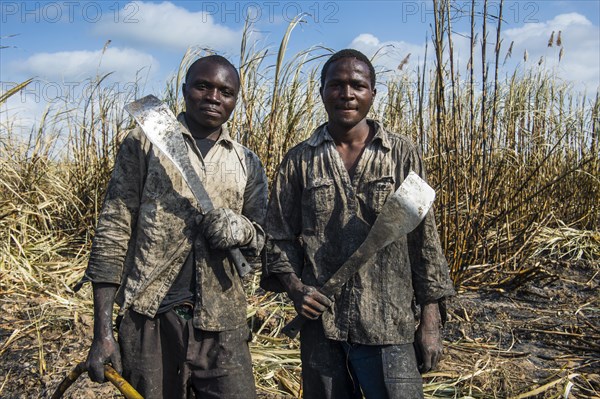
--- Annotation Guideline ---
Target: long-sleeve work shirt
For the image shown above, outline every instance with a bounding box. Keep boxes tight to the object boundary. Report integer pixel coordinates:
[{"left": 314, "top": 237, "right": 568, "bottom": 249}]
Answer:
[
  {"left": 262, "top": 120, "right": 455, "bottom": 344},
  {"left": 84, "top": 113, "right": 268, "bottom": 331}
]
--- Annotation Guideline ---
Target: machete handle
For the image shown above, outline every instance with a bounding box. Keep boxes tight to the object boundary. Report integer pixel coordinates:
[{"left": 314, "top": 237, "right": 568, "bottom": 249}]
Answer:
[
  {"left": 104, "top": 364, "right": 143, "bottom": 399},
  {"left": 51, "top": 362, "right": 87, "bottom": 399},
  {"left": 229, "top": 247, "right": 252, "bottom": 277},
  {"left": 281, "top": 314, "right": 307, "bottom": 339},
  {"left": 51, "top": 362, "right": 143, "bottom": 399}
]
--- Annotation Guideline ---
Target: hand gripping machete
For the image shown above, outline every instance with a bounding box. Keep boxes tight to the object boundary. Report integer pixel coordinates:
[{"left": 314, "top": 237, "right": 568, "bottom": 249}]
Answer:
[
  {"left": 51, "top": 362, "right": 142, "bottom": 399},
  {"left": 281, "top": 171, "right": 436, "bottom": 338},
  {"left": 125, "top": 94, "right": 252, "bottom": 277}
]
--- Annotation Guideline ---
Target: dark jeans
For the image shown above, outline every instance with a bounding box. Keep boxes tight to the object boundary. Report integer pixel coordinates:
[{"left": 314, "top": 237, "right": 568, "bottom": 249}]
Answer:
[
  {"left": 300, "top": 321, "right": 424, "bottom": 399},
  {"left": 118, "top": 308, "right": 256, "bottom": 399}
]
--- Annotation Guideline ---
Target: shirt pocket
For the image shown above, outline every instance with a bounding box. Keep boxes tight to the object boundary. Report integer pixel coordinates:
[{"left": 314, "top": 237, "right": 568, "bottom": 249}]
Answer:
[
  {"left": 307, "top": 177, "right": 335, "bottom": 213},
  {"left": 367, "top": 175, "right": 395, "bottom": 214},
  {"left": 303, "top": 177, "right": 335, "bottom": 234}
]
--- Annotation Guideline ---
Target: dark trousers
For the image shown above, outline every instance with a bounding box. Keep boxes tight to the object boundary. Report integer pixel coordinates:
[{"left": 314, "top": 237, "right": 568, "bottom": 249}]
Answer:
[
  {"left": 118, "top": 308, "right": 256, "bottom": 399},
  {"left": 300, "top": 321, "right": 424, "bottom": 399}
]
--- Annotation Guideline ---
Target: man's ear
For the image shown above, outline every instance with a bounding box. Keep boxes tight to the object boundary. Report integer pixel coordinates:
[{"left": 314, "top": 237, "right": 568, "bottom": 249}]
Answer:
[
  {"left": 319, "top": 86, "right": 324, "bottom": 100},
  {"left": 182, "top": 83, "right": 187, "bottom": 96},
  {"left": 371, "top": 88, "right": 377, "bottom": 104}
]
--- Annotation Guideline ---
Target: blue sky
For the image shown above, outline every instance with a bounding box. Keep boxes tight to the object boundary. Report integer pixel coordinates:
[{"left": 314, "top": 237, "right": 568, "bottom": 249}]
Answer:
[{"left": 1, "top": 1, "right": 599, "bottom": 127}]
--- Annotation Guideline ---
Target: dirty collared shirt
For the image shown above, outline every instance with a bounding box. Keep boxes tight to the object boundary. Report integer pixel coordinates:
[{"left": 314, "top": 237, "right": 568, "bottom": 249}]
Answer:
[
  {"left": 263, "top": 120, "right": 455, "bottom": 344},
  {"left": 84, "top": 113, "right": 268, "bottom": 331}
]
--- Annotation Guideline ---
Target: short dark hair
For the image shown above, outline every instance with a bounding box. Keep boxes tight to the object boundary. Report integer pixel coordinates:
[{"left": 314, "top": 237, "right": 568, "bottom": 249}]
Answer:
[
  {"left": 320, "top": 49, "right": 376, "bottom": 88},
  {"left": 185, "top": 55, "right": 240, "bottom": 88}
]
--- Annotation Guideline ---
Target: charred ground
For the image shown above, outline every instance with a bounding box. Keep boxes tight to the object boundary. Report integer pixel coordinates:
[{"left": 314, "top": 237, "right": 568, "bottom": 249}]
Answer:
[{"left": 0, "top": 258, "right": 597, "bottom": 398}]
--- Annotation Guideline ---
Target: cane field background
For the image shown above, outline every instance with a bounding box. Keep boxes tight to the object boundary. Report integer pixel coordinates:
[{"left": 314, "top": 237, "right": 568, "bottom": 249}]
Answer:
[{"left": 1, "top": 2, "right": 599, "bottom": 398}]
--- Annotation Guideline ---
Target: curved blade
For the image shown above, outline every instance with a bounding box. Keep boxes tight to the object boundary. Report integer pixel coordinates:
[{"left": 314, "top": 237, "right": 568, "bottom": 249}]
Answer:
[
  {"left": 125, "top": 95, "right": 214, "bottom": 213},
  {"left": 368, "top": 170, "right": 436, "bottom": 247},
  {"left": 125, "top": 95, "right": 252, "bottom": 277},
  {"left": 282, "top": 171, "right": 435, "bottom": 338},
  {"left": 321, "top": 171, "right": 434, "bottom": 297}
]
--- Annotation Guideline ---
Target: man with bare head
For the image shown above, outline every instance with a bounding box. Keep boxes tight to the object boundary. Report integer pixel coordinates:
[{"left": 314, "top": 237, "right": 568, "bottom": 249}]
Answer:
[
  {"left": 262, "top": 49, "right": 455, "bottom": 398},
  {"left": 81, "top": 55, "right": 267, "bottom": 398}
]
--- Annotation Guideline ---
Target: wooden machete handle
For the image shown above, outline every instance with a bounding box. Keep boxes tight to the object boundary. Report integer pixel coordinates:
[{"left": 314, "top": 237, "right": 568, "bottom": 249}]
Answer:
[{"left": 51, "top": 362, "right": 143, "bottom": 399}]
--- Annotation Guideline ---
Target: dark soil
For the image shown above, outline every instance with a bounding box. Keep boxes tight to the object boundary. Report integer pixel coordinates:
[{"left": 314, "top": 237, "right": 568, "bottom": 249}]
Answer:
[
  {"left": 439, "top": 259, "right": 599, "bottom": 397},
  {"left": 0, "top": 258, "right": 598, "bottom": 398}
]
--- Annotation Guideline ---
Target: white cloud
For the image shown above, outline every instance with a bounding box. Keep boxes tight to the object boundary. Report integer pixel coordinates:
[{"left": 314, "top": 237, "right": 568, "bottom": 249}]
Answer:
[
  {"left": 352, "top": 33, "right": 381, "bottom": 48},
  {"left": 349, "top": 12, "right": 599, "bottom": 95},
  {"left": 10, "top": 46, "right": 158, "bottom": 83},
  {"left": 349, "top": 33, "right": 426, "bottom": 76},
  {"left": 503, "top": 13, "right": 599, "bottom": 93},
  {"left": 93, "top": 1, "right": 242, "bottom": 52},
  {"left": 3, "top": 46, "right": 158, "bottom": 130},
  {"left": 504, "top": 13, "right": 591, "bottom": 43}
]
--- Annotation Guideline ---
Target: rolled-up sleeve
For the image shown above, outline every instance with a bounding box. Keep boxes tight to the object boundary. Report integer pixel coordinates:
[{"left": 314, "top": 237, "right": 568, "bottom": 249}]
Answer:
[
  {"left": 261, "top": 151, "right": 304, "bottom": 292},
  {"left": 84, "top": 130, "right": 146, "bottom": 285},
  {"left": 405, "top": 145, "right": 456, "bottom": 305},
  {"left": 240, "top": 149, "right": 269, "bottom": 256}
]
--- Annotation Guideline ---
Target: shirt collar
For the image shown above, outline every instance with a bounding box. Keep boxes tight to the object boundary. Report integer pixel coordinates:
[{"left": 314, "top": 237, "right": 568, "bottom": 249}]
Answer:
[
  {"left": 306, "top": 122, "right": 333, "bottom": 147},
  {"left": 177, "top": 112, "right": 234, "bottom": 147},
  {"left": 307, "top": 119, "right": 392, "bottom": 151}
]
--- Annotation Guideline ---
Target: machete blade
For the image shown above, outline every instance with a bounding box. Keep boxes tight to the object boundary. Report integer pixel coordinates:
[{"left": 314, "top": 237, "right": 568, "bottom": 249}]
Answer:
[
  {"left": 282, "top": 171, "right": 436, "bottom": 338},
  {"left": 124, "top": 95, "right": 252, "bottom": 277},
  {"left": 124, "top": 95, "right": 214, "bottom": 212}
]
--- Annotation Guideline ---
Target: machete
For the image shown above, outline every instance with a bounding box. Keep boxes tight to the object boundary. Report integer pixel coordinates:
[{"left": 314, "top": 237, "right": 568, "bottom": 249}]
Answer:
[
  {"left": 281, "top": 171, "right": 435, "bottom": 338},
  {"left": 125, "top": 94, "right": 252, "bottom": 277},
  {"left": 51, "top": 362, "right": 142, "bottom": 399}
]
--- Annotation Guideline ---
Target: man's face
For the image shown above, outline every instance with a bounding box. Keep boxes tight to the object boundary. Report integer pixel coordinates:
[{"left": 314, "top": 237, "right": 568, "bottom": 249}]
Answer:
[
  {"left": 182, "top": 60, "right": 239, "bottom": 136},
  {"left": 320, "top": 57, "right": 376, "bottom": 129}
]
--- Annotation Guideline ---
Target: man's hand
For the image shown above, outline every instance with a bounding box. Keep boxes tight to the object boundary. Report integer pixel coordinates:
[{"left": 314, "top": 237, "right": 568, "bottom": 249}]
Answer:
[
  {"left": 199, "top": 208, "right": 254, "bottom": 250},
  {"left": 85, "top": 334, "right": 122, "bottom": 383},
  {"left": 87, "top": 283, "right": 121, "bottom": 383},
  {"left": 290, "top": 284, "right": 333, "bottom": 320},
  {"left": 277, "top": 273, "right": 333, "bottom": 320},
  {"left": 415, "top": 301, "right": 444, "bottom": 373}
]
